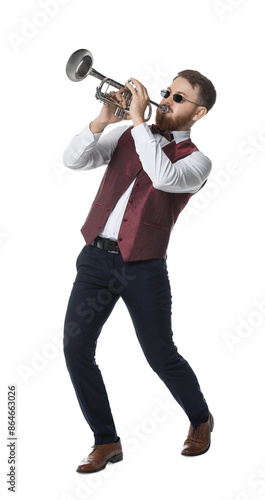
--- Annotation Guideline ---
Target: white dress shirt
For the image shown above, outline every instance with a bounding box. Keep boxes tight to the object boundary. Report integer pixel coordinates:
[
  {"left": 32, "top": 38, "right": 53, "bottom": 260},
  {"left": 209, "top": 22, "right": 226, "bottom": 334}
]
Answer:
[{"left": 63, "top": 122, "right": 212, "bottom": 240}]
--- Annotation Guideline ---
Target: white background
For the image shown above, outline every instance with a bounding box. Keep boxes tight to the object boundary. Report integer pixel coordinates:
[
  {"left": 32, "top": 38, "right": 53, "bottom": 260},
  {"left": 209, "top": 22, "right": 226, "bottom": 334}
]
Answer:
[{"left": 1, "top": 1, "right": 265, "bottom": 499}]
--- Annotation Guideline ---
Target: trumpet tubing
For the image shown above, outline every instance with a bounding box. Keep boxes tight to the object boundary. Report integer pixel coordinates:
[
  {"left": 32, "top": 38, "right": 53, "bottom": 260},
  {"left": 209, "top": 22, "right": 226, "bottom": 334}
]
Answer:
[{"left": 65, "top": 49, "right": 169, "bottom": 121}]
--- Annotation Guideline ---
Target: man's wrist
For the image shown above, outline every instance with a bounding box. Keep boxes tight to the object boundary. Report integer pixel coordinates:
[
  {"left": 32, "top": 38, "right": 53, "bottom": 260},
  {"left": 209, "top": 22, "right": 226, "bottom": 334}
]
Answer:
[
  {"left": 89, "top": 118, "right": 108, "bottom": 134},
  {"left": 132, "top": 115, "right": 145, "bottom": 127}
]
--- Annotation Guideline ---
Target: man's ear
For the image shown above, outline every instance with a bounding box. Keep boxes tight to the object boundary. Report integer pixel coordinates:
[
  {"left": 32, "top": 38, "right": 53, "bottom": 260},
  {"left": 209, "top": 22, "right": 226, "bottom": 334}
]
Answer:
[{"left": 193, "top": 107, "right": 207, "bottom": 122}]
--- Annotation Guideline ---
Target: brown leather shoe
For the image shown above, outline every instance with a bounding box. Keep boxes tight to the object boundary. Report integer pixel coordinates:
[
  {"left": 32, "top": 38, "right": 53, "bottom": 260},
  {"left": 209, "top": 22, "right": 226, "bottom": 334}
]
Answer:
[
  {"left": 76, "top": 438, "right": 123, "bottom": 473},
  {"left": 181, "top": 412, "right": 214, "bottom": 457}
]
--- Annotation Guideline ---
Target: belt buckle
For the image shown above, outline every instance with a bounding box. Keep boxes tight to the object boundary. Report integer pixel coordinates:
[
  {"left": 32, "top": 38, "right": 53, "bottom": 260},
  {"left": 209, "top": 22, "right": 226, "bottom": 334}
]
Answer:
[{"left": 105, "top": 238, "right": 119, "bottom": 254}]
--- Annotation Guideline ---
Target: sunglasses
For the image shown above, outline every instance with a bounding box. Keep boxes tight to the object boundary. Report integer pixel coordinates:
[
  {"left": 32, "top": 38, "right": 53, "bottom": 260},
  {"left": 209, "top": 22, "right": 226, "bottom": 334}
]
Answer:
[{"left": 160, "top": 89, "right": 204, "bottom": 107}]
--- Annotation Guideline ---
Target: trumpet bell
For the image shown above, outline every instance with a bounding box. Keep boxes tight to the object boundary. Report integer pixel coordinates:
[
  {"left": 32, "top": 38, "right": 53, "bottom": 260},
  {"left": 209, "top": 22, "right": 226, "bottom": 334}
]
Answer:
[{"left": 66, "top": 49, "right": 94, "bottom": 82}]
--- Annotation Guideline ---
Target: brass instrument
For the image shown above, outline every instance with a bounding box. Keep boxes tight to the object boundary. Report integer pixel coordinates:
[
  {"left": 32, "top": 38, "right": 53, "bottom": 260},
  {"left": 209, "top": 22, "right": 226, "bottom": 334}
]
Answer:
[{"left": 65, "top": 49, "right": 169, "bottom": 121}]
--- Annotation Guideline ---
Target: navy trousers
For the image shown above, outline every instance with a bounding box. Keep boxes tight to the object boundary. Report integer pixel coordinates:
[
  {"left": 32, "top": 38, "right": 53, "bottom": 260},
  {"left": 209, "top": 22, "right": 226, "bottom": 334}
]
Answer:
[{"left": 63, "top": 244, "right": 209, "bottom": 445}]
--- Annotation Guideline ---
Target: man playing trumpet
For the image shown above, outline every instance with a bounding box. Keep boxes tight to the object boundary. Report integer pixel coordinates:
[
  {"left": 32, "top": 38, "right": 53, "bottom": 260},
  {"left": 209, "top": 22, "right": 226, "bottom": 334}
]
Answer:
[{"left": 63, "top": 69, "right": 217, "bottom": 473}]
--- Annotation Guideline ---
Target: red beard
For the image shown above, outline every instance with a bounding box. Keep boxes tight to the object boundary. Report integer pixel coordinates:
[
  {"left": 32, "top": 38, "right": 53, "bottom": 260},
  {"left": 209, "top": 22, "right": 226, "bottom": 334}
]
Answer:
[{"left": 155, "top": 107, "right": 193, "bottom": 131}]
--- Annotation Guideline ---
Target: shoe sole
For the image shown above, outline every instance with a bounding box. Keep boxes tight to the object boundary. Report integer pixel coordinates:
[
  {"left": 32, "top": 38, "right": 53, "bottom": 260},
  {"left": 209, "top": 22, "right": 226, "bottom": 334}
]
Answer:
[
  {"left": 181, "top": 415, "right": 214, "bottom": 457},
  {"left": 76, "top": 452, "right": 123, "bottom": 473}
]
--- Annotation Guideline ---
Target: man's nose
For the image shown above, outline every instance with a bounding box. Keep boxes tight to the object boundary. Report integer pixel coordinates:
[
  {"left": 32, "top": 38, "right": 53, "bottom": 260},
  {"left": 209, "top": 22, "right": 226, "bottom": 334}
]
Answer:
[
  {"left": 163, "top": 92, "right": 173, "bottom": 106},
  {"left": 161, "top": 94, "right": 173, "bottom": 108}
]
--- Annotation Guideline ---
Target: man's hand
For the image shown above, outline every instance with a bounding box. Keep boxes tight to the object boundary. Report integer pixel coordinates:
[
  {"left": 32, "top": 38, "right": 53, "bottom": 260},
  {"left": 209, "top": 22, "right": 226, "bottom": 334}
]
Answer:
[
  {"left": 125, "top": 78, "right": 150, "bottom": 127},
  {"left": 90, "top": 88, "right": 129, "bottom": 133}
]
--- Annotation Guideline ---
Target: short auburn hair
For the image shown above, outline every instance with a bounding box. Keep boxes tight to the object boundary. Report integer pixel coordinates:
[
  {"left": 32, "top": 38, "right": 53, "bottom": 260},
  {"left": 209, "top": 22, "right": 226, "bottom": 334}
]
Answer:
[{"left": 174, "top": 70, "right": 216, "bottom": 112}]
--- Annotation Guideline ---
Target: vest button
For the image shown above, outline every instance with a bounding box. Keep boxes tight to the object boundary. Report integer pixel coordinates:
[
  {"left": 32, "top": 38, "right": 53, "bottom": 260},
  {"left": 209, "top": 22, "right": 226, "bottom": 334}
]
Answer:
[
  {"left": 123, "top": 218, "right": 128, "bottom": 222},
  {"left": 129, "top": 199, "right": 133, "bottom": 203},
  {"left": 118, "top": 237, "right": 123, "bottom": 242}
]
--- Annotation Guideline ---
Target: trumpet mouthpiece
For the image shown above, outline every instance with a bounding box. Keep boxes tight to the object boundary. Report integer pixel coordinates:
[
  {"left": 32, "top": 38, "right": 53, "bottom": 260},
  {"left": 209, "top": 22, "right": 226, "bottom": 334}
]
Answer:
[{"left": 161, "top": 105, "right": 169, "bottom": 114}]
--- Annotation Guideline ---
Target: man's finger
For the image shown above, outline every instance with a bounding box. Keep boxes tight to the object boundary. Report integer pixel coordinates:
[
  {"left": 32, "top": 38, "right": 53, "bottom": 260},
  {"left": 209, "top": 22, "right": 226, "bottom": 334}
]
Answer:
[
  {"left": 129, "top": 77, "right": 141, "bottom": 87},
  {"left": 125, "top": 80, "right": 137, "bottom": 95},
  {"left": 128, "top": 77, "right": 148, "bottom": 98}
]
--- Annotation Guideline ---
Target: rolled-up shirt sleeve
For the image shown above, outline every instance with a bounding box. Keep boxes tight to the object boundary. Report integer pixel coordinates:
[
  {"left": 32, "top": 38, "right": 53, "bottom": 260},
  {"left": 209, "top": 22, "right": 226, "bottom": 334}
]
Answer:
[
  {"left": 63, "top": 123, "right": 130, "bottom": 170},
  {"left": 131, "top": 122, "right": 212, "bottom": 193}
]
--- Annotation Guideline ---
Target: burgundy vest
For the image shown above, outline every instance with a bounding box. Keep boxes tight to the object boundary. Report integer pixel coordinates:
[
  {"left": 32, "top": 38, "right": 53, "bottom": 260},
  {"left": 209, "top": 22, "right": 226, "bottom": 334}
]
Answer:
[{"left": 81, "top": 127, "right": 207, "bottom": 262}]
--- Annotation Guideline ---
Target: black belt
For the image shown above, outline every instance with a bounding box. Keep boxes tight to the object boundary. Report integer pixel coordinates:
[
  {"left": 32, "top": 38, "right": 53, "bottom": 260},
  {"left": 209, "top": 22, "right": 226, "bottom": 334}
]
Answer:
[{"left": 90, "top": 236, "right": 120, "bottom": 254}]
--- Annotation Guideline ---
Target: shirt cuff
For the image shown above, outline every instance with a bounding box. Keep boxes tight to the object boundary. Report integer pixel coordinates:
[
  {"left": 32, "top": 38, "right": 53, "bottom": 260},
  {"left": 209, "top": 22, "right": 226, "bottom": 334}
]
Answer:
[
  {"left": 130, "top": 122, "right": 156, "bottom": 146},
  {"left": 85, "top": 123, "right": 102, "bottom": 141},
  {"left": 78, "top": 123, "right": 101, "bottom": 145},
  {"left": 69, "top": 124, "right": 101, "bottom": 158}
]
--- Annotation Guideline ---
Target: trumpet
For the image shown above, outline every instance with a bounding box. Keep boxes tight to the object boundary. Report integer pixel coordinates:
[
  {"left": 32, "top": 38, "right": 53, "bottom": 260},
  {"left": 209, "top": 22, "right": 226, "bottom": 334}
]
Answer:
[{"left": 65, "top": 49, "right": 169, "bottom": 121}]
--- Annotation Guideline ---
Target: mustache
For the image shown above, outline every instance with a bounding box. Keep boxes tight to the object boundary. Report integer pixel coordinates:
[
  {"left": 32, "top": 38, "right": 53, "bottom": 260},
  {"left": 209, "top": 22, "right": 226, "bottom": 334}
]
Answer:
[{"left": 158, "top": 105, "right": 172, "bottom": 113}]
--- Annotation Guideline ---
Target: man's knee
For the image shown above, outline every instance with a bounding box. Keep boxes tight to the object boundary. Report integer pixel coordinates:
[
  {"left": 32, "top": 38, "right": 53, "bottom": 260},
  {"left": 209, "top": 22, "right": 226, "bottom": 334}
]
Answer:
[
  {"left": 145, "top": 354, "right": 167, "bottom": 375},
  {"left": 63, "top": 319, "right": 82, "bottom": 351},
  {"left": 145, "top": 346, "right": 181, "bottom": 375}
]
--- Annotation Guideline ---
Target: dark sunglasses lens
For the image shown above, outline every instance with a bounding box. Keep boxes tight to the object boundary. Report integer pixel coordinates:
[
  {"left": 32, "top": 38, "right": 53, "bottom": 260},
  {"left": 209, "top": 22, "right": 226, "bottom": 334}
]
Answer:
[
  {"left": 161, "top": 89, "right": 170, "bottom": 98},
  {"left": 173, "top": 94, "right": 183, "bottom": 103}
]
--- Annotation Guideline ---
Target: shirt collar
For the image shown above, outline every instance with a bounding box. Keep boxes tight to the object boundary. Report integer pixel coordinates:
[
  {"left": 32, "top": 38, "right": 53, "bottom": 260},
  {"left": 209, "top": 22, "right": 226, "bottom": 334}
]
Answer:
[
  {"left": 154, "top": 128, "right": 191, "bottom": 146},
  {"left": 172, "top": 129, "right": 191, "bottom": 144}
]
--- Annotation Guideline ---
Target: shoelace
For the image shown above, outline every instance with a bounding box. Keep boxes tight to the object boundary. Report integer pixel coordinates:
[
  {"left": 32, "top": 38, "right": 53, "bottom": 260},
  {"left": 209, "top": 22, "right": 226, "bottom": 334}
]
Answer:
[
  {"left": 90, "top": 444, "right": 106, "bottom": 455},
  {"left": 191, "top": 425, "right": 204, "bottom": 442}
]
